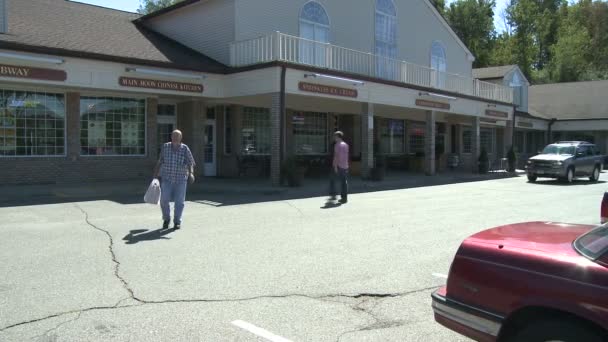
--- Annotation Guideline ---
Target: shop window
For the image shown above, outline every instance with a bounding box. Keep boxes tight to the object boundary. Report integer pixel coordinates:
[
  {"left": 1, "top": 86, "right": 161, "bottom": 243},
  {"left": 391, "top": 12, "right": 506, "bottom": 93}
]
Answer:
[
  {"left": 380, "top": 119, "right": 404, "bottom": 154},
  {"left": 293, "top": 111, "right": 328, "bottom": 155},
  {"left": 241, "top": 107, "right": 270, "bottom": 155},
  {"left": 80, "top": 97, "right": 146, "bottom": 156},
  {"left": 224, "top": 106, "right": 232, "bottom": 155},
  {"left": 157, "top": 103, "right": 176, "bottom": 156},
  {"left": 157, "top": 104, "right": 176, "bottom": 117},
  {"left": 463, "top": 129, "right": 472, "bottom": 153},
  {"left": 408, "top": 123, "right": 425, "bottom": 154},
  {"left": 480, "top": 127, "right": 494, "bottom": 154},
  {"left": 0, "top": 90, "right": 65, "bottom": 157}
]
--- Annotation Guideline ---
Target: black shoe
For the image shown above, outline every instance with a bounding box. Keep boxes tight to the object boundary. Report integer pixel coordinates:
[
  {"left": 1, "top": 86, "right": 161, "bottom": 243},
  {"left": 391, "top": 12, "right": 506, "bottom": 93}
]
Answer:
[
  {"left": 162, "top": 220, "right": 170, "bottom": 229},
  {"left": 174, "top": 224, "right": 181, "bottom": 230},
  {"left": 339, "top": 198, "right": 348, "bottom": 204}
]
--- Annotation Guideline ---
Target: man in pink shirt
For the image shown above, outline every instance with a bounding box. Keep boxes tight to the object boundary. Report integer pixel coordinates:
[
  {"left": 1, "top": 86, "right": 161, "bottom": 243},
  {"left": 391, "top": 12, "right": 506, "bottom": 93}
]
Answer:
[{"left": 330, "top": 131, "right": 349, "bottom": 203}]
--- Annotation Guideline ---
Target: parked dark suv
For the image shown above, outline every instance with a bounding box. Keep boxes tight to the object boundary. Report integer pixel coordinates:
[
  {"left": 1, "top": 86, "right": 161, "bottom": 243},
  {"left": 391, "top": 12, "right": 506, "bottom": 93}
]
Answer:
[{"left": 526, "top": 141, "right": 603, "bottom": 183}]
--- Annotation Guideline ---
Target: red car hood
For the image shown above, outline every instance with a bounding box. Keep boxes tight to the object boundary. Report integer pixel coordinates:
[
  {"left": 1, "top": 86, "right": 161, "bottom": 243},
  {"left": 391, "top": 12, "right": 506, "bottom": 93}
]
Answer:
[{"left": 467, "top": 221, "right": 594, "bottom": 256}]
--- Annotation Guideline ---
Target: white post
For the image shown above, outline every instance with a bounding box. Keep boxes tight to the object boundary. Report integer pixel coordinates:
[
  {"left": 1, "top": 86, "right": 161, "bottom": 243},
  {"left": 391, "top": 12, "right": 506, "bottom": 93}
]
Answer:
[{"left": 273, "top": 31, "right": 281, "bottom": 61}]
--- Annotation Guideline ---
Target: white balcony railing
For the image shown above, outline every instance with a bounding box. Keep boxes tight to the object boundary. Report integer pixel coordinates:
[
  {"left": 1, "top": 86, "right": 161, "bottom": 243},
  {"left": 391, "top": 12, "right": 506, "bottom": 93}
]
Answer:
[{"left": 230, "top": 32, "right": 514, "bottom": 104}]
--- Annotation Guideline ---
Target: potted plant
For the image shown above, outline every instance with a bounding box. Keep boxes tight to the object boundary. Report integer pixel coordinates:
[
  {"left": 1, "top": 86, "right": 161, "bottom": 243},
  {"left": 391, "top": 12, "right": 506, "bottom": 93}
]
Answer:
[
  {"left": 507, "top": 146, "right": 517, "bottom": 172},
  {"left": 281, "top": 156, "right": 306, "bottom": 187},
  {"left": 435, "top": 143, "right": 445, "bottom": 172},
  {"left": 478, "top": 148, "right": 489, "bottom": 174},
  {"left": 371, "top": 155, "right": 386, "bottom": 181}
]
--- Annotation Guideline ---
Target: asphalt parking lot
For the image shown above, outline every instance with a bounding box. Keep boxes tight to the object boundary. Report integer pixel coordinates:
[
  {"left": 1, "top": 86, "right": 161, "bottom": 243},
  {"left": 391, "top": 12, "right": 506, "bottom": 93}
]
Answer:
[{"left": 0, "top": 174, "right": 605, "bottom": 342}]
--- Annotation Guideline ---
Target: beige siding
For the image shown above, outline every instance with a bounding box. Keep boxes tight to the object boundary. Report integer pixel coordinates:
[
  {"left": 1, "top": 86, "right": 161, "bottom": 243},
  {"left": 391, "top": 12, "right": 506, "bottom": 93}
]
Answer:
[
  {"left": 147, "top": 0, "right": 235, "bottom": 65},
  {"left": 235, "top": 0, "right": 472, "bottom": 76}
]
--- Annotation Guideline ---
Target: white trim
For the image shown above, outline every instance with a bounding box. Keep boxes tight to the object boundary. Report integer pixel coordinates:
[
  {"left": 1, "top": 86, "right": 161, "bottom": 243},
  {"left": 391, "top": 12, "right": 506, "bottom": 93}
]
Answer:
[
  {"left": 125, "top": 67, "right": 204, "bottom": 80},
  {"left": 421, "top": 0, "right": 475, "bottom": 62},
  {"left": 0, "top": 51, "right": 64, "bottom": 65}
]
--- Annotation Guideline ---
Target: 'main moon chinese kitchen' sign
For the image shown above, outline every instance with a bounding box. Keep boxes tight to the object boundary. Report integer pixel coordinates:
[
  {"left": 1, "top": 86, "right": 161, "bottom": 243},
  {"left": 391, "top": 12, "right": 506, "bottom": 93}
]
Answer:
[
  {"left": 119, "top": 77, "right": 204, "bottom": 93},
  {"left": 298, "top": 82, "right": 358, "bottom": 98}
]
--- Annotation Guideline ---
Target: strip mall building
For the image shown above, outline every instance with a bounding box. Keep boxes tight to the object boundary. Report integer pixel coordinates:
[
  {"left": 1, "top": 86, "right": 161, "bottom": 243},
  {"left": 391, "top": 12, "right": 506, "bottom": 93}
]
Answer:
[{"left": 0, "top": 0, "right": 541, "bottom": 186}]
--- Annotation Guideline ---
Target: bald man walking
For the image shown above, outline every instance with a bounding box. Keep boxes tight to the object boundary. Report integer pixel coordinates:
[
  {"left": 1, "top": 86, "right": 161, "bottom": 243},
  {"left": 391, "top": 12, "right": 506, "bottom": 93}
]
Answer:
[{"left": 153, "top": 130, "right": 196, "bottom": 230}]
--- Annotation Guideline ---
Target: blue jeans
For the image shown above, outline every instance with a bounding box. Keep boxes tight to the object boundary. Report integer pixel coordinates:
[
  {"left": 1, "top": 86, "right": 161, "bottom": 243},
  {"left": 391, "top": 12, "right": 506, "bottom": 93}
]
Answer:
[
  {"left": 329, "top": 168, "right": 348, "bottom": 199},
  {"left": 160, "top": 181, "right": 187, "bottom": 225}
]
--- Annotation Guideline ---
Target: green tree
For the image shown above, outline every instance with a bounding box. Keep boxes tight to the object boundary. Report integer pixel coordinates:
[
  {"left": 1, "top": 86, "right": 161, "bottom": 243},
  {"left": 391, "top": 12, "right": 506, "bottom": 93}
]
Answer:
[
  {"left": 445, "top": 0, "right": 496, "bottom": 68},
  {"left": 549, "top": 20, "right": 592, "bottom": 82},
  {"left": 431, "top": 0, "right": 447, "bottom": 15},
  {"left": 138, "top": 0, "right": 182, "bottom": 14}
]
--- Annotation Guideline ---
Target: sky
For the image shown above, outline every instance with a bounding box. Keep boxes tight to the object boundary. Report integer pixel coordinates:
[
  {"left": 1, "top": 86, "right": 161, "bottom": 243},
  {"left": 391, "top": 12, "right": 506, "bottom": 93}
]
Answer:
[{"left": 77, "top": 0, "right": 511, "bottom": 31}]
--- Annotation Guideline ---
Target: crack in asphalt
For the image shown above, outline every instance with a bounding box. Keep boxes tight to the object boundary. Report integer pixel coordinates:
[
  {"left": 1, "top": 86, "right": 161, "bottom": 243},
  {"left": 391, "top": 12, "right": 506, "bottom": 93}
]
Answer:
[
  {"left": 74, "top": 204, "right": 143, "bottom": 303},
  {"left": 0, "top": 286, "right": 442, "bottom": 333},
  {"left": 30, "top": 311, "right": 83, "bottom": 342}
]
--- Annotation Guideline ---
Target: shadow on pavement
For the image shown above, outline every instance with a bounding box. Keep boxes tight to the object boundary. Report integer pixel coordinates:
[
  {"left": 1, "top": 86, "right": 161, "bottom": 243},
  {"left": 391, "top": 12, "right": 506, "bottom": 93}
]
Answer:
[
  {"left": 122, "top": 227, "right": 178, "bottom": 244},
  {"left": 0, "top": 172, "right": 526, "bottom": 208},
  {"left": 321, "top": 200, "right": 342, "bottom": 209}
]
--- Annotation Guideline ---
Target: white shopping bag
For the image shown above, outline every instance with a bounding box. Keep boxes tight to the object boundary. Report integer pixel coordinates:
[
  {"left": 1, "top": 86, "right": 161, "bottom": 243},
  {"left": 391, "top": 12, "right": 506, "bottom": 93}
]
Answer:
[{"left": 144, "top": 179, "right": 161, "bottom": 205}]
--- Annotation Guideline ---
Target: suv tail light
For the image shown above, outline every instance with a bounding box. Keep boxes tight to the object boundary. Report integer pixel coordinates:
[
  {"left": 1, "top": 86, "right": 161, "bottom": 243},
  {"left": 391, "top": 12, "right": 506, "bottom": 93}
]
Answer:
[{"left": 602, "top": 192, "right": 608, "bottom": 224}]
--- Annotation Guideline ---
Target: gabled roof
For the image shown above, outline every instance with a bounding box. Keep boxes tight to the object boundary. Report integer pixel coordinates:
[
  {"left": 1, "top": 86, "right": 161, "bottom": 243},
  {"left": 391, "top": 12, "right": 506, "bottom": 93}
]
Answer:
[
  {"left": 529, "top": 80, "right": 608, "bottom": 120},
  {"left": 473, "top": 65, "right": 519, "bottom": 80},
  {"left": 0, "top": 0, "right": 226, "bottom": 72},
  {"left": 134, "top": 0, "right": 201, "bottom": 22}
]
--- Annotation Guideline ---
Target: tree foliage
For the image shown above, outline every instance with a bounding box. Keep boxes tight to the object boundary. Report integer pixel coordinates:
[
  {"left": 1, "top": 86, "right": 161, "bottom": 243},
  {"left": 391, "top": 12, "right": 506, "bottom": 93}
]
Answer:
[
  {"left": 138, "top": 0, "right": 182, "bottom": 14},
  {"left": 445, "top": 0, "right": 496, "bottom": 68}
]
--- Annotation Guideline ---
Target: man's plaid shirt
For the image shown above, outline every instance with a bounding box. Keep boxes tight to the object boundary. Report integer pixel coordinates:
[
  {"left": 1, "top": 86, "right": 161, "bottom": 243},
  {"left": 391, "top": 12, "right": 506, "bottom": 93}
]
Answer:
[{"left": 159, "top": 143, "right": 196, "bottom": 183}]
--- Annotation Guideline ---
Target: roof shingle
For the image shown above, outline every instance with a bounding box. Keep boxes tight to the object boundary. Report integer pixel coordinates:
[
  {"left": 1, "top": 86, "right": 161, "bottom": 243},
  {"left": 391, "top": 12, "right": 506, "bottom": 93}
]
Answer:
[
  {"left": 0, "top": 0, "right": 226, "bottom": 73},
  {"left": 473, "top": 65, "right": 517, "bottom": 80},
  {"left": 529, "top": 80, "right": 608, "bottom": 120}
]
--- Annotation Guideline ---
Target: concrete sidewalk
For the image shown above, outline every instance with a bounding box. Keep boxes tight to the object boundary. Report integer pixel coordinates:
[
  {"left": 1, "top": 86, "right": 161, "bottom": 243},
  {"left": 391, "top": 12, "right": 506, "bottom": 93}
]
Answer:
[{"left": 0, "top": 170, "right": 524, "bottom": 206}]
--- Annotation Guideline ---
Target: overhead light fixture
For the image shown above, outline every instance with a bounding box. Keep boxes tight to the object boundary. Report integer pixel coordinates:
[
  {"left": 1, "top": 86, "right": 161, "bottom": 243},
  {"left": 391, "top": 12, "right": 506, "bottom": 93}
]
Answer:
[
  {"left": 304, "top": 73, "right": 364, "bottom": 86},
  {"left": 418, "top": 92, "right": 457, "bottom": 101},
  {"left": 126, "top": 67, "right": 204, "bottom": 80},
  {"left": 0, "top": 51, "right": 64, "bottom": 65}
]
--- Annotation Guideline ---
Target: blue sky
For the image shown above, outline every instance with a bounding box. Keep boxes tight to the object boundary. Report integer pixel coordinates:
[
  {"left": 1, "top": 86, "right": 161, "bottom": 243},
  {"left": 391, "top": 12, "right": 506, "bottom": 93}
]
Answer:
[{"left": 77, "top": 0, "right": 510, "bottom": 31}]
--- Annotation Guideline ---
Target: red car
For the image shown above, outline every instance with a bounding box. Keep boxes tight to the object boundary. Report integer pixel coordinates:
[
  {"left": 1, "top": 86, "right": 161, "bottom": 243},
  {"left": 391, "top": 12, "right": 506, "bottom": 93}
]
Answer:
[{"left": 432, "top": 221, "right": 608, "bottom": 342}]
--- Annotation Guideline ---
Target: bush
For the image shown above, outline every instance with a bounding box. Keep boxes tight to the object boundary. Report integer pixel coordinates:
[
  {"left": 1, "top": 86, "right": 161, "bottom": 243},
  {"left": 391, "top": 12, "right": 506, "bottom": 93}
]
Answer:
[
  {"left": 478, "top": 148, "right": 489, "bottom": 174},
  {"left": 507, "top": 146, "right": 517, "bottom": 172}
]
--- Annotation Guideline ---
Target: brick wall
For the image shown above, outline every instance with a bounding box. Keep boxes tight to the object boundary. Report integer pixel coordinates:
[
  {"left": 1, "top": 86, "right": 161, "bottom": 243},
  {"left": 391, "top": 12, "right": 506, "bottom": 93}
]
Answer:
[{"left": 0, "top": 95, "right": 159, "bottom": 185}]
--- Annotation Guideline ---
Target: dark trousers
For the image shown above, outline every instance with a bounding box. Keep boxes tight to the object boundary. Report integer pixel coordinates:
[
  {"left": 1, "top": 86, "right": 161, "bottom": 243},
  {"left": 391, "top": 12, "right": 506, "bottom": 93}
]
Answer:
[{"left": 329, "top": 168, "right": 348, "bottom": 199}]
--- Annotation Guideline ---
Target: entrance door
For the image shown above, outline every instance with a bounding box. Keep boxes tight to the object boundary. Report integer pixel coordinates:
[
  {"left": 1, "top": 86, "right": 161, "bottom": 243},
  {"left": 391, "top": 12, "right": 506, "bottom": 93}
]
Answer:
[{"left": 203, "top": 120, "right": 217, "bottom": 176}]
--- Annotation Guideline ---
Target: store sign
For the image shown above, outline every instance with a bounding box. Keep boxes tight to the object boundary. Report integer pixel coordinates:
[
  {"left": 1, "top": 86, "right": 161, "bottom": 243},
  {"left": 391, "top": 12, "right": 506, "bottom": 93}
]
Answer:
[
  {"left": 298, "top": 82, "right": 358, "bottom": 98},
  {"left": 485, "top": 109, "right": 508, "bottom": 118},
  {"left": 480, "top": 118, "right": 498, "bottom": 124},
  {"left": 517, "top": 120, "right": 534, "bottom": 128},
  {"left": 119, "top": 76, "right": 204, "bottom": 93},
  {"left": 0, "top": 63, "right": 66, "bottom": 81},
  {"left": 415, "top": 99, "right": 450, "bottom": 110}
]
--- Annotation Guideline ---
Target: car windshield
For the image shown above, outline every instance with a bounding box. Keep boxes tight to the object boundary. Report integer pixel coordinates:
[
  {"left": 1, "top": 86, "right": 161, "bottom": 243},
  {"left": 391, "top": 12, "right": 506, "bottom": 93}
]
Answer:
[
  {"left": 542, "top": 145, "right": 575, "bottom": 155},
  {"left": 574, "top": 225, "right": 608, "bottom": 260}
]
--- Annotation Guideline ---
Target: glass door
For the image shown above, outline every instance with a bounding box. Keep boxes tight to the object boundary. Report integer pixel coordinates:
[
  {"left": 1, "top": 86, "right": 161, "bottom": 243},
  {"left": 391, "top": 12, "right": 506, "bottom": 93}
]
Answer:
[{"left": 203, "top": 120, "right": 217, "bottom": 176}]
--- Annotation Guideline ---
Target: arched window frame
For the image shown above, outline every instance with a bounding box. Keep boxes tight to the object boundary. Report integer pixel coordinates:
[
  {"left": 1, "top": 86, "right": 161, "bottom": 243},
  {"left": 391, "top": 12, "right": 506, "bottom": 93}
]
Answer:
[
  {"left": 299, "top": 1, "right": 330, "bottom": 66},
  {"left": 430, "top": 40, "right": 447, "bottom": 72},
  {"left": 299, "top": 1, "right": 330, "bottom": 38},
  {"left": 375, "top": 0, "right": 397, "bottom": 78}
]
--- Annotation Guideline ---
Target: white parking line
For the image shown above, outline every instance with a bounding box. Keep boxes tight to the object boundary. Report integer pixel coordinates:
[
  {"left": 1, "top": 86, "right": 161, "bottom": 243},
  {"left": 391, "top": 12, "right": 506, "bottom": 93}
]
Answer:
[
  {"left": 432, "top": 273, "right": 448, "bottom": 279},
  {"left": 231, "top": 320, "right": 294, "bottom": 342}
]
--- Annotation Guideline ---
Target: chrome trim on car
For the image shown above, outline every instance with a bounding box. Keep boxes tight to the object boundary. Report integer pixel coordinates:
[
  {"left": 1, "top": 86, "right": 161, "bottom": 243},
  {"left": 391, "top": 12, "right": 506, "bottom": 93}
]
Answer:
[{"left": 432, "top": 298, "right": 502, "bottom": 337}]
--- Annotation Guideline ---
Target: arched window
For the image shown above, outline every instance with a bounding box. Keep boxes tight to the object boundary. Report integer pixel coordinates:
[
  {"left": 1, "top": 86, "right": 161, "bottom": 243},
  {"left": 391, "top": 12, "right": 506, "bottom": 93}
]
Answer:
[
  {"left": 299, "top": 1, "right": 330, "bottom": 66},
  {"left": 430, "top": 41, "right": 446, "bottom": 88},
  {"left": 375, "top": 0, "right": 397, "bottom": 78}
]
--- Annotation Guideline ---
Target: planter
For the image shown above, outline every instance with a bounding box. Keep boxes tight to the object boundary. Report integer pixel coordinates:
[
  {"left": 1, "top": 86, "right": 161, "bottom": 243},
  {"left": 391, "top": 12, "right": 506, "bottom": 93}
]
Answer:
[{"left": 478, "top": 161, "right": 489, "bottom": 174}]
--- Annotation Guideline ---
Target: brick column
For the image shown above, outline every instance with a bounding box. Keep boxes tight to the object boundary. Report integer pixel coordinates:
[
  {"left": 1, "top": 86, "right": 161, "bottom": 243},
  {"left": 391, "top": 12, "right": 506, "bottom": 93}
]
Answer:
[
  {"left": 270, "top": 93, "right": 282, "bottom": 186},
  {"left": 66, "top": 92, "right": 81, "bottom": 161},
  {"left": 472, "top": 116, "right": 481, "bottom": 173},
  {"left": 146, "top": 97, "right": 158, "bottom": 162},
  {"left": 424, "top": 111, "right": 436, "bottom": 175},
  {"left": 361, "top": 103, "right": 374, "bottom": 178},
  {"left": 504, "top": 120, "right": 513, "bottom": 156}
]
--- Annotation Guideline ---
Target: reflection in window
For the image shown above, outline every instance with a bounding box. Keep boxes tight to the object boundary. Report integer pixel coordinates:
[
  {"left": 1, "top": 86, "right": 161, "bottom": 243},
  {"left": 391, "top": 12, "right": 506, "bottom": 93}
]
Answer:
[
  {"left": 480, "top": 127, "right": 494, "bottom": 154},
  {"left": 293, "top": 111, "right": 328, "bottom": 155},
  {"left": 431, "top": 41, "right": 447, "bottom": 88},
  {"left": 299, "top": 1, "right": 330, "bottom": 67},
  {"left": 463, "top": 129, "right": 472, "bottom": 153},
  {"left": 375, "top": 0, "right": 397, "bottom": 79},
  {"left": 241, "top": 107, "right": 270, "bottom": 155},
  {"left": 80, "top": 97, "right": 146, "bottom": 156},
  {"left": 408, "top": 123, "right": 425, "bottom": 154},
  {"left": 0, "top": 90, "right": 65, "bottom": 156},
  {"left": 380, "top": 119, "right": 404, "bottom": 154}
]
